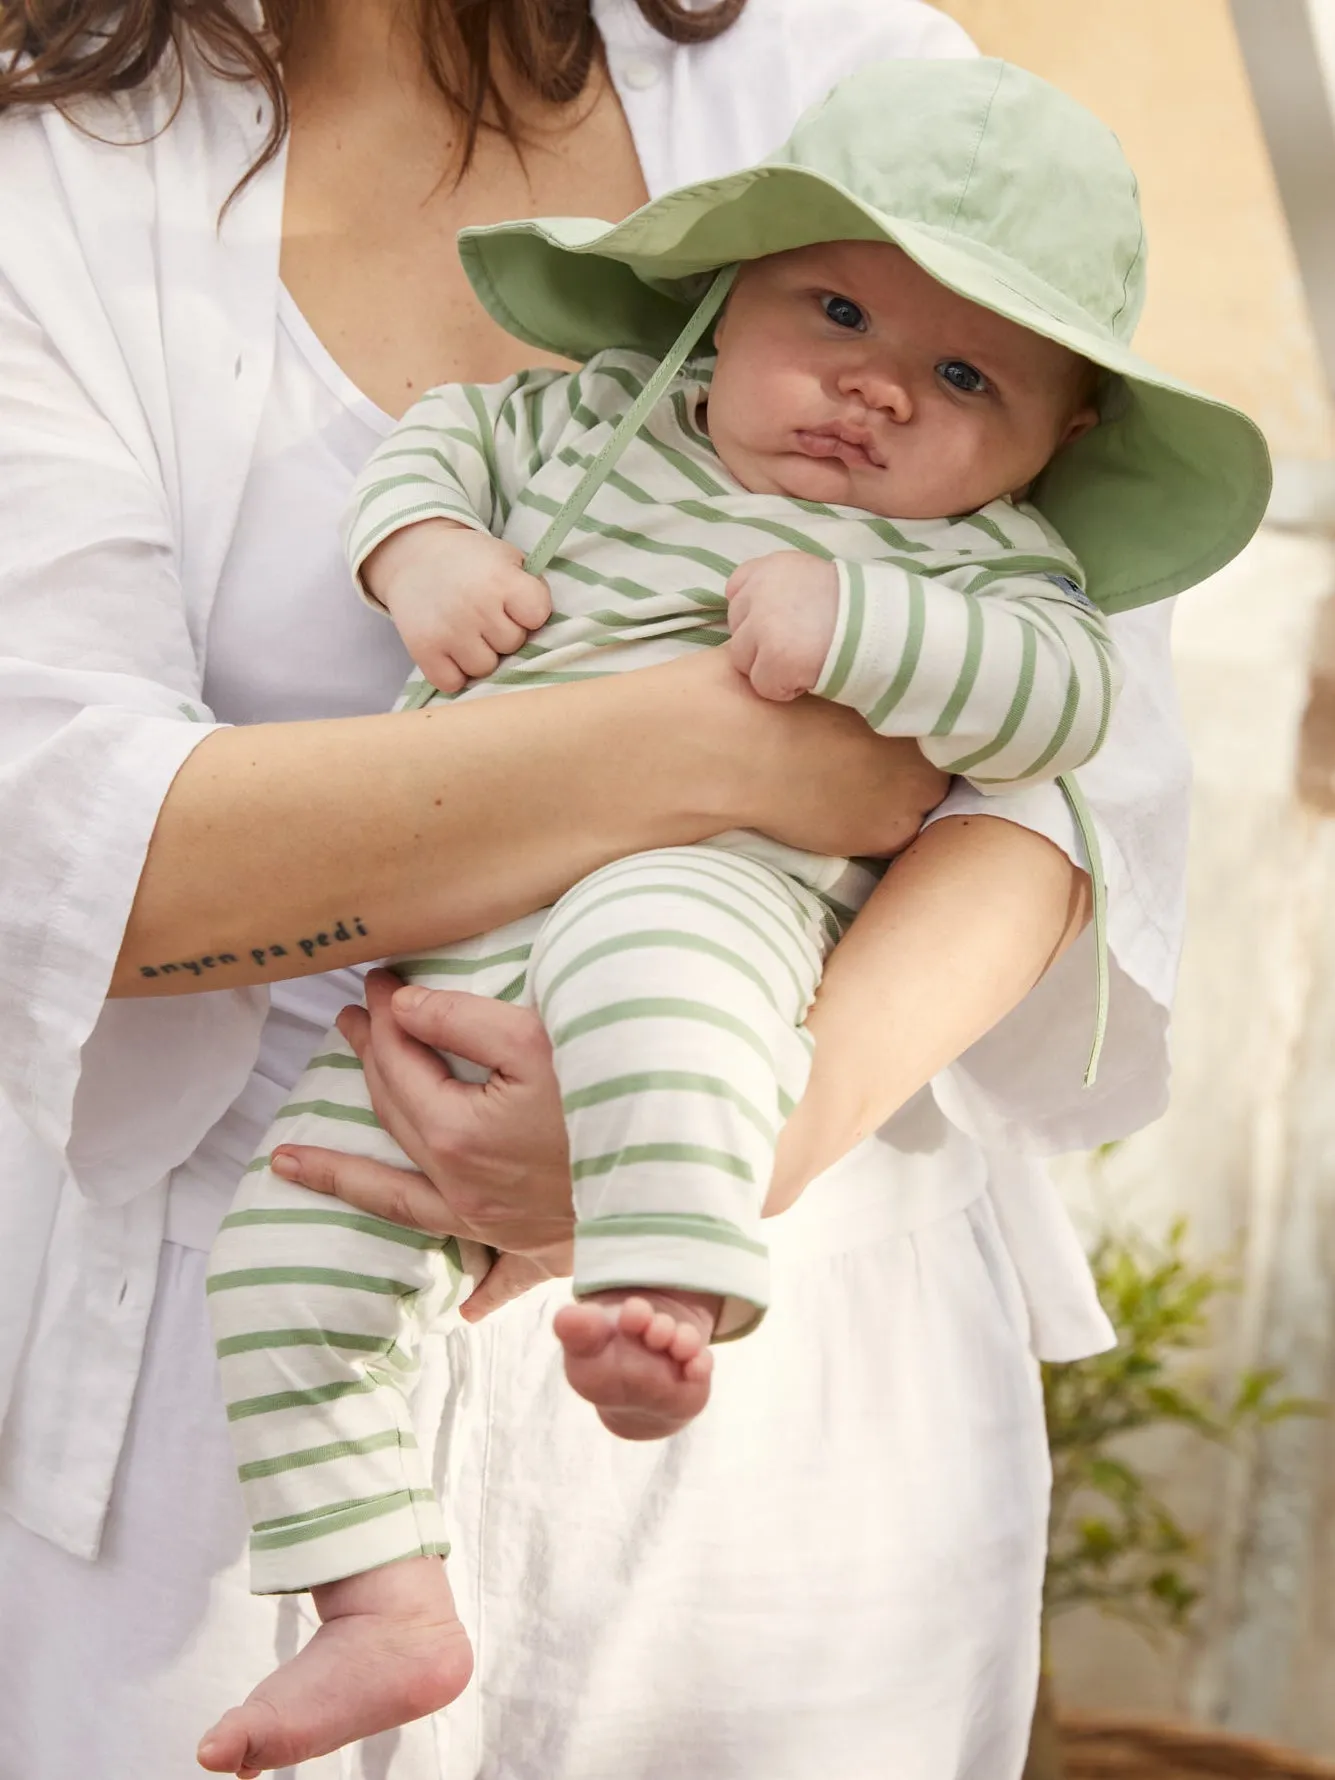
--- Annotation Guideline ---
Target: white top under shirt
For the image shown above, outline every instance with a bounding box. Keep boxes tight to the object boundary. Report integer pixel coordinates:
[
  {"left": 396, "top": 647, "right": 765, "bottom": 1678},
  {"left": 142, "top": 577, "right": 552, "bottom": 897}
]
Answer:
[{"left": 168, "top": 293, "right": 401, "bottom": 1247}]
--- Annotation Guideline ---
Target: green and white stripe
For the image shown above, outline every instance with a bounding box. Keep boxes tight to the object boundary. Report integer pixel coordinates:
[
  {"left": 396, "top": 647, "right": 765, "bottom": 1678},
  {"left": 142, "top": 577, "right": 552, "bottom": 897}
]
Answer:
[
  {"left": 814, "top": 557, "right": 1119, "bottom": 787},
  {"left": 346, "top": 349, "right": 1117, "bottom": 792},
  {"left": 533, "top": 845, "right": 840, "bottom": 1334},
  {"left": 210, "top": 852, "right": 843, "bottom": 1587},
  {"left": 212, "top": 347, "right": 1118, "bottom": 1594}
]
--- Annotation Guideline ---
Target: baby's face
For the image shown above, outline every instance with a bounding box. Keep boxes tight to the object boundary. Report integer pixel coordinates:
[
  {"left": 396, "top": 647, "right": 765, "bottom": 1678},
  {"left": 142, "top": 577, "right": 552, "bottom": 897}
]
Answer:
[{"left": 707, "top": 242, "right": 1099, "bottom": 519}]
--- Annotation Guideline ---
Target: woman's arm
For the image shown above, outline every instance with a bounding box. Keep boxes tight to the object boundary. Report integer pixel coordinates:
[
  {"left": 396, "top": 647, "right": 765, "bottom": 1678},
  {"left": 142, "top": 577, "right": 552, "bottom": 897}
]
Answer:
[
  {"left": 273, "top": 811, "right": 1089, "bottom": 1312},
  {"left": 765, "top": 812, "right": 1091, "bottom": 1210},
  {"left": 113, "top": 650, "right": 947, "bottom": 996}
]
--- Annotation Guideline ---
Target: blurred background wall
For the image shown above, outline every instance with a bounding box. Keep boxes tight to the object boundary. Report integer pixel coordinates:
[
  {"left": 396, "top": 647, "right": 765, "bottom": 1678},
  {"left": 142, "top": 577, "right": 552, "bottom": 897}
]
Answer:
[
  {"left": 936, "top": 0, "right": 1335, "bottom": 463},
  {"left": 929, "top": 0, "right": 1335, "bottom": 1756}
]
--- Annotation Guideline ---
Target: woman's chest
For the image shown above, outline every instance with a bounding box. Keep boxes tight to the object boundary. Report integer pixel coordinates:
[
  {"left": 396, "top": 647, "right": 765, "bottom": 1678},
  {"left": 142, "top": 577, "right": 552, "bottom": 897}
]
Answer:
[
  {"left": 280, "top": 75, "right": 650, "bottom": 416},
  {"left": 203, "top": 300, "right": 411, "bottom": 726}
]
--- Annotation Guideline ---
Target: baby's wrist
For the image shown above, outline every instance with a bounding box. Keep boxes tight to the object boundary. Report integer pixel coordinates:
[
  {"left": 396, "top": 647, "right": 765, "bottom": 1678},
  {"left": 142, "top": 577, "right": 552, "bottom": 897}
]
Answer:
[{"left": 359, "top": 518, "right": 470, "bottom": 612}]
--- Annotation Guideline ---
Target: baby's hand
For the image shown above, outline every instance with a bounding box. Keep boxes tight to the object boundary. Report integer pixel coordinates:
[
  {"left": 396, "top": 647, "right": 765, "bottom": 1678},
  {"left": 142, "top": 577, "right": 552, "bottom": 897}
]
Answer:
[
  {"left": 362, "top": 519, "right": 551, "bottom": 693},
  {"left": 724, "top": 551, "right": 839, "bottom": 702}
]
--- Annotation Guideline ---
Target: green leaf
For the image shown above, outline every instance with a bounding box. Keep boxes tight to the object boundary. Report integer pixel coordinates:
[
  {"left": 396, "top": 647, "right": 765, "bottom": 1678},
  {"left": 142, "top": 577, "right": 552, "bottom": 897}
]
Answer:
[{"left": 1039, "top": 1209, "right": 1328, "bottom": 1648}]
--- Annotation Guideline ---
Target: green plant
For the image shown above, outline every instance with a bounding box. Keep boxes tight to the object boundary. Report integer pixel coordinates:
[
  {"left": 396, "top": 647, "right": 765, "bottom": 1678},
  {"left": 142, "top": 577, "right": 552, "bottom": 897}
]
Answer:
[{"left": 1023, "top": 1217, "right": 1323, "bottom": 1780}]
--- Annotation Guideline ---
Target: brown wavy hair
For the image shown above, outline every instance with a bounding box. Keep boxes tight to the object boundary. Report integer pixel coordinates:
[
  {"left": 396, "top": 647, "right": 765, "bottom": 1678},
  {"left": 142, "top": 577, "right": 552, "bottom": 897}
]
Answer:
[{"left": 0, "top": 1, "right": 747, "bottom": 188}]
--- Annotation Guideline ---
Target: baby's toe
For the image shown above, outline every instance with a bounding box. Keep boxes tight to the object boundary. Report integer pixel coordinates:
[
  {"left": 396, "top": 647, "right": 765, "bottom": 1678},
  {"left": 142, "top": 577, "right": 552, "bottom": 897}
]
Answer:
[
  {"left": 641, "top": 1310, "right": 679, "bottom": 1353},
  {"left": 553, "top": 1302, "right": 615, "bottom": 1359},
  {"left": 667, "top": 1321, "right": 704, "bottom": 1364},
  {"left": 614, "top": 1296, "right": 655, "bottom": 1337},
  {"left": 683, "top": 1349, "right": 714, "bottom": 1385}
]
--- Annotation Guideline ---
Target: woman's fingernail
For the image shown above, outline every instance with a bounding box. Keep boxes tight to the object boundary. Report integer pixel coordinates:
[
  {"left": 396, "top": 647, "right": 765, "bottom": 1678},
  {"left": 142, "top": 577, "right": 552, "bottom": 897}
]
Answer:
[
  {"left": 271, "top": 1151, "right": 301, "bottom": 1181},
  {"left": 394, "top": 986, "right": 428, "bottom": 1012}
]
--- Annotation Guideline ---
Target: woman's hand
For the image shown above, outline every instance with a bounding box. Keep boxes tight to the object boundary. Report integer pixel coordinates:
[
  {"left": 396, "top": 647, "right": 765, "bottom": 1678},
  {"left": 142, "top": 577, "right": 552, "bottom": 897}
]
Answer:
[
  {"left": 271, "top": 970, "right": 575, "bottom": 1320},
  {"left": 686, "top": 648, "right": 949, "bottom": 858}
]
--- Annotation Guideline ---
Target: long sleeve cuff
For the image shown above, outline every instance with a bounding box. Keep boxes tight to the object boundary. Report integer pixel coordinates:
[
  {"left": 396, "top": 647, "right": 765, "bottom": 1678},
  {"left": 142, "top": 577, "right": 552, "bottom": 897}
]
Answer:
[
  {"left": 814, "top": 558, "right": 911, "bottom": 715},
  {"left": 573, "top": 1212, "right": 768, "bottom": 1340},
  {"left": 813, "top": 558, "right": 1120, "bottom": 790},
  {"left": 1, "top": 702, "right": 225, "bottom": 1162}
]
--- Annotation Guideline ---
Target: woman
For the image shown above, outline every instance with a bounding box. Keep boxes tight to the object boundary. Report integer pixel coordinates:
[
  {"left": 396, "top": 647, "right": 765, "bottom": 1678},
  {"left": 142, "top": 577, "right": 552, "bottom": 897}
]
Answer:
[{"left": 0, "top": 2, "right": 1183, "bottom": 1775}]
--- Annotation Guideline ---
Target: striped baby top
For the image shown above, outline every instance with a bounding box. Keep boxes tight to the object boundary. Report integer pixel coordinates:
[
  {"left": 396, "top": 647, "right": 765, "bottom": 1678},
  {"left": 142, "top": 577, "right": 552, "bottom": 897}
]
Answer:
[{"left": 344, "top": 349, "right": 1120, "bottom": 790}]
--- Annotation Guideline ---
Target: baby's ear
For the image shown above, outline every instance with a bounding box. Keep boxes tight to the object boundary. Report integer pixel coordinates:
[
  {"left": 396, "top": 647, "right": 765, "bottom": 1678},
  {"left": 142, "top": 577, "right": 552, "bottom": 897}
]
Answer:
[
  {"left": 1059, "top": 404, "right": 1101, "bottom": 451},
  {"left": 1059, "top": 361, "right": 1107, "bottom": 450}
]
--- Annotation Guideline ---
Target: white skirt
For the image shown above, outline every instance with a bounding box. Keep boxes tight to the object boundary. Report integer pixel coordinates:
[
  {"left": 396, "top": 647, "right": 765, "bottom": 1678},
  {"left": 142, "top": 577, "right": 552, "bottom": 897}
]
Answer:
[{"left": 0, "top": 1177, "right": 1050, "bottom": 1780}]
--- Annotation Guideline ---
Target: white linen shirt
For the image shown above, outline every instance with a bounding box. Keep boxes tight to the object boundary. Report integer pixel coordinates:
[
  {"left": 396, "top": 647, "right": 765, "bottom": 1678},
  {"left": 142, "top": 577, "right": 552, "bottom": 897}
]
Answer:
[{"left": 0, "top": 0, "right": 1147, "bottom": 1561}]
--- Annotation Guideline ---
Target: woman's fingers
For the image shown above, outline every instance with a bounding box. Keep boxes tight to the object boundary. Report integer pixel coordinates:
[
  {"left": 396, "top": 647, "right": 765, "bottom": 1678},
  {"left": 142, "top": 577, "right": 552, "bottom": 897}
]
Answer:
[
  {"left": 334, "top": 1003, "right": 371, "bottom": 1055},
  {"left": 460, "top": 1248, "right": 573, "bottom": 1322},
  {"left": 353, "top": 971, "right": 475, "bottom": 1172},
  {"left": 389, "top": 984, "right": 553, "bottom": 1083},
  {"left": 327, "top": 974, "right": 574, "bottom": 1250},
  {"left": 271, "top": 1146, "right": 467, "bottom": 1237}
]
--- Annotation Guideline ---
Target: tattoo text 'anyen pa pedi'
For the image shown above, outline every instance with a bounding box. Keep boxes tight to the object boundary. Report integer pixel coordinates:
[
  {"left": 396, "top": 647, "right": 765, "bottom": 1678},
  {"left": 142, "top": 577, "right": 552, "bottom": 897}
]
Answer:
[{"left": 139, "top": 918, "right": 369, "bottom": 979}]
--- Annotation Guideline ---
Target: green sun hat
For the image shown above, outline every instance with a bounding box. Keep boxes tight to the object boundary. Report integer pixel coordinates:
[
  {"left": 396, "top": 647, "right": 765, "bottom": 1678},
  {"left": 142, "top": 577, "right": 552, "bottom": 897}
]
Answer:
[{"left": 458, "top": 56, "right": 1271, "bottom": 615}]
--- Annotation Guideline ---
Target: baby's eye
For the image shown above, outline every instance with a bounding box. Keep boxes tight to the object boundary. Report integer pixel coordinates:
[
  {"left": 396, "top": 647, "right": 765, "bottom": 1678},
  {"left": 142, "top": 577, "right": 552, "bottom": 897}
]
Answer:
[
  {"left": 937, "top": 360, "right": 989, "bottom": 395},
  {"left": 822, "top": 294, "right": 867, "bottom": 331}
]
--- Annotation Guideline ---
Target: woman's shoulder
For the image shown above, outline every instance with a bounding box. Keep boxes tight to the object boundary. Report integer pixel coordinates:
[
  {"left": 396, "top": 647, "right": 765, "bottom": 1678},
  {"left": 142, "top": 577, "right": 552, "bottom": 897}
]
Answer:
[
  {"left": 0, "top": 42, "right": 278, "bottom": 365},
  {"left": 0, "top": 44, "right": 281, "bottom": 544},
  {"left": 605, "top": 0, "right": 977, "bottom": 193},
  {"left": 725, "top": 0, "right": 977, "bottom": 63},
  {"left": 0, "top": 43, "right": 270, "bottom": 251}
]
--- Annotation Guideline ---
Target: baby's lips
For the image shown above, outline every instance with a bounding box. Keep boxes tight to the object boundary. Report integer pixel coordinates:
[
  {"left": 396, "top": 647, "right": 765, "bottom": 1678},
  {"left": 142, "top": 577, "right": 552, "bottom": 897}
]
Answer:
[{"left": 793, "top": 427, "right": 884, "bottom": 469}]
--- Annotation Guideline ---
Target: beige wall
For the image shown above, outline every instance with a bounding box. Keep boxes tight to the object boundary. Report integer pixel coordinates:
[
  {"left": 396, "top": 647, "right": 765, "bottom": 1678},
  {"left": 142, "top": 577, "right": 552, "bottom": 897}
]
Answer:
[{"left": 933, "top": 0, "right": 1335, "bottom": 460}]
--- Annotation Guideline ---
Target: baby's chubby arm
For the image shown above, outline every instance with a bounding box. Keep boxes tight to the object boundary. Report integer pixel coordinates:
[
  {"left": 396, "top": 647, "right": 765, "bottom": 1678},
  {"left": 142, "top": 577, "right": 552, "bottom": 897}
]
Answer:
[
  {"left": 344, "top": 369, "right": 568, "bottom": 690},
  {"left": 725, "top": 548, "right": 1122, "bottom": 789}
]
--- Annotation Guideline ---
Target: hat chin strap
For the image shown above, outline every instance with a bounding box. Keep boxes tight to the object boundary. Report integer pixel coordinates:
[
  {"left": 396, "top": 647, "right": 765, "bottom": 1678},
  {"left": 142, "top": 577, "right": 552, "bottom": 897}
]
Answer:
[
  {"left": 1056, "top": 775, "right": 1109, "bottom": 1087},
  {"left": 518, "top": 259, "right": 1109, "bottom": 1091},
  {"left": 522, "top": 266, "right": 738, "bottom": 580}
]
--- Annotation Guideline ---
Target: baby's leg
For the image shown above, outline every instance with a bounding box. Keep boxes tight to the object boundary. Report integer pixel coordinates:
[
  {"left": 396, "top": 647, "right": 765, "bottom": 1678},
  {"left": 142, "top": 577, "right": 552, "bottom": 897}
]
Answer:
[
  {"left": 199, "top": 1029, "right": 486, "bottom": 1775},
  {"left": 529, "top": 845, "right": 838, "bottom": 1439}
]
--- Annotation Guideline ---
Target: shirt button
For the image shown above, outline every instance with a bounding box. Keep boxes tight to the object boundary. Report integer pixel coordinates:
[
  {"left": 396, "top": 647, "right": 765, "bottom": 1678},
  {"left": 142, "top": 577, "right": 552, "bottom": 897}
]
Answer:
[{"left": 620, "top": 58, "right": 661, "bottom": 90}]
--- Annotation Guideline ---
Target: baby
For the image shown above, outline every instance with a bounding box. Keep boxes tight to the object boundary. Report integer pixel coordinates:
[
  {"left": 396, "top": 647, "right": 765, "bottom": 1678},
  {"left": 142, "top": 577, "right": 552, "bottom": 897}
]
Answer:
[{"left": 199, "top": 56, "right": 1267, "bottom": 1778}]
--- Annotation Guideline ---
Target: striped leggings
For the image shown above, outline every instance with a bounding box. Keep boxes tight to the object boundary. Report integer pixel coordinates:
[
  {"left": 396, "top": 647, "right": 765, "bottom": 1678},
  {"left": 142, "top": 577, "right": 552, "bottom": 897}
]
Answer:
[{"left": 208, "top": 844, "right": 845, "bottom": 1592}]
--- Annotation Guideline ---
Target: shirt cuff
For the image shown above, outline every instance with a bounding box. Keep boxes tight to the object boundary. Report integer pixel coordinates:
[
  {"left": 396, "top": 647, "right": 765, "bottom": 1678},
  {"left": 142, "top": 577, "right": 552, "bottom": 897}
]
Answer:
[
  {"left": 0, "top": 706, "right": 224, "bottom": 1162},
  {"left": 813, "top": 559, "right": 911, "bottom": 723},
  {"left": 573, "top": 1212, "right": 769, "bottom": 1341}
]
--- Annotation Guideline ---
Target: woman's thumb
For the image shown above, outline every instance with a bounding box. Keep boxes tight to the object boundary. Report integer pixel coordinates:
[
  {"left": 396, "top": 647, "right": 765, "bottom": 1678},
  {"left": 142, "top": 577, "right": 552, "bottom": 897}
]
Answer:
[{"left": 391, "top": 986, "right": 551, "bottom": 1079}]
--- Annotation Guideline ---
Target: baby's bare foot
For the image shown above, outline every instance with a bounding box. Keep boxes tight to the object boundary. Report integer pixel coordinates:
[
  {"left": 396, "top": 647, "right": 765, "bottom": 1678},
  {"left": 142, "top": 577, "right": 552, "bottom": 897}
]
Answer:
[
  {"left": 196, "top": 1556, "right": 472, "bottom": 1776},
  {"left": 554, "top": 1288, "right": 718, "bottom": 1440}
]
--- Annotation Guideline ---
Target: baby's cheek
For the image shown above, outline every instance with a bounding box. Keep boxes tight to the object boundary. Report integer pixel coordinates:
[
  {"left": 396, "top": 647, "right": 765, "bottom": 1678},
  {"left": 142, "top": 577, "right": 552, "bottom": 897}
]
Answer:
[{"left": 721, "top": 359, "right": 804, "bottom": 447}]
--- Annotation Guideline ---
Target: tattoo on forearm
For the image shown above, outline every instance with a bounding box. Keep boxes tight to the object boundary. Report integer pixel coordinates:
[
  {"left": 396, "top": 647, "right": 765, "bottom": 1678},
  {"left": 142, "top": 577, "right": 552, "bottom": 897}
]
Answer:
[{"left": 138, "top": 917, "right": 370, "bottom": 980}]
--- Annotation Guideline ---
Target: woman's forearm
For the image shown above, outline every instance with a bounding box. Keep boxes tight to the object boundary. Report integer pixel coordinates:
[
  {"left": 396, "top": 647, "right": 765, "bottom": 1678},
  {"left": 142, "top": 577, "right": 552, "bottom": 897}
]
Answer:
[
  {"left": 767, "top": 812, "right": 1091, "bottom": 1209},
  {"left": 113, "top": 653, "right": 944, "bottom": 997},
  {"left": 115, "top": 674, "right": 729, "bottom": 996}
]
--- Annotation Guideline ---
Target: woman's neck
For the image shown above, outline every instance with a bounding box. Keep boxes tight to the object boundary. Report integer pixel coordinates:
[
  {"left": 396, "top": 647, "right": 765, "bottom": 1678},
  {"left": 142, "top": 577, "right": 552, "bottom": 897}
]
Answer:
[
  {"left": 277, "top": 0, "right": 649, "bottom": 414},
  {"left": 284, "top": 0, "right": 437, "bottom": 115},
  {"left": 284, "top": 0, "right": 578, "bottom": 139}
]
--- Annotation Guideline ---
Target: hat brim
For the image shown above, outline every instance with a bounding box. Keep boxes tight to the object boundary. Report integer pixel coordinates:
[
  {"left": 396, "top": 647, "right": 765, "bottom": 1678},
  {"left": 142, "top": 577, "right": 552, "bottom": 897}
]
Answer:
[{"left": 459, "top": 165, "right": 1272, "bottom": 613}]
